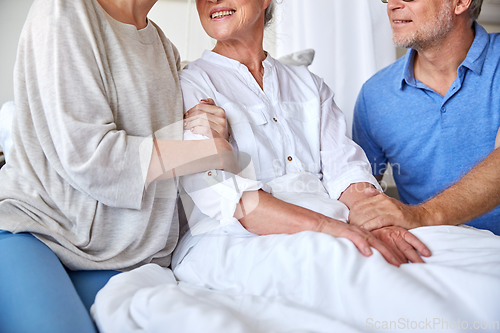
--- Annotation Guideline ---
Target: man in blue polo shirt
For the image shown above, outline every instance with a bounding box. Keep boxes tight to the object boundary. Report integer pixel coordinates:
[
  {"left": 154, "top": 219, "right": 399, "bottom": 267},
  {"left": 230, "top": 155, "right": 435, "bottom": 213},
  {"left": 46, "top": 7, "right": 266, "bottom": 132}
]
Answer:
[{"left": 351, "top": 0, "right": 500, "bottom": 235}]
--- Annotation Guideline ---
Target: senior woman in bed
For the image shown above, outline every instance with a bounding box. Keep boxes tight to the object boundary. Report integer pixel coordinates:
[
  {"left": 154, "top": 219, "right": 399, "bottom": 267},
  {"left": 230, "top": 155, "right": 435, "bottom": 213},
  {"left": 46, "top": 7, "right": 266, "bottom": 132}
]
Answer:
[
  {"left": 174, "top": 0, "right": 432, "bottom": 290},
  {"left": 0, "top": 0, "right": 238, "bottom": 332}
]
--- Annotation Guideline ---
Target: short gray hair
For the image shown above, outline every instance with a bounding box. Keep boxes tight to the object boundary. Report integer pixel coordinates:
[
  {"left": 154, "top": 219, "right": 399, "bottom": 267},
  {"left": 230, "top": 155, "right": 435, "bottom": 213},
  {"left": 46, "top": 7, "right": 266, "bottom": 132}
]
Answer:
[
  {"left": 468, "top": 0, "right": 483, "bottom": 21},
  {"left": 264, "top": 0, "right": 276, "bottom": 27}
]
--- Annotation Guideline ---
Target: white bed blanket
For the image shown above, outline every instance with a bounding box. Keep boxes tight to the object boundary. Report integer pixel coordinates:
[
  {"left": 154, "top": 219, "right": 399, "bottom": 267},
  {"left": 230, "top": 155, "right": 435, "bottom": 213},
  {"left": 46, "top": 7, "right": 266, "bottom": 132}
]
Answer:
[
  {"left": 93, "top": 226, "right": 500, "bottom": 333},
  {"left": 92, "top": 264, "right": 363, "bottom": 333}
]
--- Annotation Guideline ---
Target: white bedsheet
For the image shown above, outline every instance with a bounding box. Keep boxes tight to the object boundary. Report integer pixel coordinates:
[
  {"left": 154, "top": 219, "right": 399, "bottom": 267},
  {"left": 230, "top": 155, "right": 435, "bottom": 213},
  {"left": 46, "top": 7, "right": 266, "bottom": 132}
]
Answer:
[{"left": 93, "top": 226, "right": 500, "bottom": 333}]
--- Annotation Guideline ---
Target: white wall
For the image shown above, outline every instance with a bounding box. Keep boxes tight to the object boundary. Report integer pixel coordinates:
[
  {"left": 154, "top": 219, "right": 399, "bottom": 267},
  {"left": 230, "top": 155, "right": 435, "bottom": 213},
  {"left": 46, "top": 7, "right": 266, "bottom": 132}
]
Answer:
[{"left": 149, "top": 1, "right": 214, "bottom": 63}]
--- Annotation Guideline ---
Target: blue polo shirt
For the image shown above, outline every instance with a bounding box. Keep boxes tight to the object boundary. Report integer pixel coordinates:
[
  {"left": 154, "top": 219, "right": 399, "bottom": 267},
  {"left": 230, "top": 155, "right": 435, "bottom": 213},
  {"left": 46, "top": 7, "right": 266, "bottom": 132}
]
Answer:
[{"left": 353, "top": 23, "right": 500, "bottom": 235}]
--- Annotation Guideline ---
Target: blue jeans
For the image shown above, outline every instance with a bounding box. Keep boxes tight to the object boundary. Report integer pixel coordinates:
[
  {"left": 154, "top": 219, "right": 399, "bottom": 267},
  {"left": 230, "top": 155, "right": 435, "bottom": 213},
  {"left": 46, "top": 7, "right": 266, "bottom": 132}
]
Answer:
[{"left": 0, "top": 230, "right": 119, "bottom": 333}]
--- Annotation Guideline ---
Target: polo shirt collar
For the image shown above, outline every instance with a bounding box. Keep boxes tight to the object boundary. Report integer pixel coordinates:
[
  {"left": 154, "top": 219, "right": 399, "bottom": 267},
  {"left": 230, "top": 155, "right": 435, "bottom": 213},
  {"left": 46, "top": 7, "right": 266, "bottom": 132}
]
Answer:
[
  {"left": 400, "top": 49, "right": 417, "bottom": 89},
  {"left": 461, "top": 22, "right": 489, "bottom": 75},
  {"left": 399, "top": 21, "right": 490, "bottom": 90}
]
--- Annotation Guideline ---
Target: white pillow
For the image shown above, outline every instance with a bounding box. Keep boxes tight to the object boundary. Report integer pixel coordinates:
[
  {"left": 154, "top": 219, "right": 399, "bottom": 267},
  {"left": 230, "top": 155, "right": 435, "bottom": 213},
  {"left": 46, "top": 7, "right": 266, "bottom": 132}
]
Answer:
[
  {"left": 0, "top": 101, "right": 14, "bottom": 163},
  {"left": 277, "top": 49, "right": 315, "bottom": 67}
]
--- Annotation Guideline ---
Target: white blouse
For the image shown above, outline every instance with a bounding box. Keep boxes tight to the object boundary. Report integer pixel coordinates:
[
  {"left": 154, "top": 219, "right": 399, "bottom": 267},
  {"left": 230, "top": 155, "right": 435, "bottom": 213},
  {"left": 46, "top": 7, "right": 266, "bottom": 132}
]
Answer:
[{"left": 180, "top": 51, "right": 378, "bottom": 233}]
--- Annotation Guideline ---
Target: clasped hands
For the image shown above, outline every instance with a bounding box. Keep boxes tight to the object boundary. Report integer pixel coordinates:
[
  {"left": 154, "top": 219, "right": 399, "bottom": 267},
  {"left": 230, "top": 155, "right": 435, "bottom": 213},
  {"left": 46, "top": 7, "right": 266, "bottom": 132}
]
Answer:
[
  {"left": 184, "top": 99, "right": 238, "bottom": 174},
  {"left": 348, "top": 187, "right": 432, "bottom": 263}
]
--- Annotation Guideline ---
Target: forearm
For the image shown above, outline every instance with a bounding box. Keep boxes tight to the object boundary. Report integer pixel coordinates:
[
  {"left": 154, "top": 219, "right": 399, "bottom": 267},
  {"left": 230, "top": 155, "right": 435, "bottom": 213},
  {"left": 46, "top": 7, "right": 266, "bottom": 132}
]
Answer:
[
  {"left": 236, "top": 182, "right": 376, "bottom": 235},
  {"left": 147, "top": 139, "right": 231, "bottom": 182},
  {"left": 422, "top": 149, "right": 500, "bottom": 226},
  {"left": 236, "top": 190, "right": 404, "bottom": 266},
  {"left": 235, "top": 190, "right": 326, "bottom": 235}
]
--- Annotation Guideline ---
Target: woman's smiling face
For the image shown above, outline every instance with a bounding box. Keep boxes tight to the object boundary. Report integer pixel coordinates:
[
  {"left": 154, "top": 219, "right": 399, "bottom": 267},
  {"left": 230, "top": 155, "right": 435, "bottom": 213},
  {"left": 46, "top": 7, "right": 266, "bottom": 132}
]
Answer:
[{"left": 196, "top": 0, "right": 271, "bottom": 43}]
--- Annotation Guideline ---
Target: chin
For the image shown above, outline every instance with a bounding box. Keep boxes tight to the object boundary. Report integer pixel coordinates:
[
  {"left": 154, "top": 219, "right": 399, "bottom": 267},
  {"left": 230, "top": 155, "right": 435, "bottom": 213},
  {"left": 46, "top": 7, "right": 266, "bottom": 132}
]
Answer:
[
  {"left": 203, "top": 24, "right": 230, "bottom": 40},
  {"left": 393, "top": 32, "right": 420, "bottom": 49},
  {"left": 209, "top": 32, "right": 231, "bottom": 42}
]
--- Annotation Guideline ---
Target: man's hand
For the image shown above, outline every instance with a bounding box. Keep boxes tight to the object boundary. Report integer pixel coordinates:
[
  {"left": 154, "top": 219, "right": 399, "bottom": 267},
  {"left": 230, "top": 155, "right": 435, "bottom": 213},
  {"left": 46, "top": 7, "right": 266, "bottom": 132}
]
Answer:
[
  {"left": 184, "top": 99, "right": 229, "bottom": 140},
  {"left": 371, "top": 226, "right": 431, "bottom": 263},
  {"left": 349, "top": 187, "right": 432, "bottom": 231}
]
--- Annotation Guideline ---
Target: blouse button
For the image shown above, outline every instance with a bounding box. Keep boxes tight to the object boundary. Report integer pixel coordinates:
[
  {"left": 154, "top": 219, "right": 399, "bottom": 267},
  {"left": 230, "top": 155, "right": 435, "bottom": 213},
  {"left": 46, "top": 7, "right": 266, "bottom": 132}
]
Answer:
[
  {"left": 273, "top": 117, "right": 278, "bottom": 122},
  {"left": 207, "top": 171, "right": 212, "bottom": 176},
  {"left": 287, "top": 156, "right": 293, "bottom": 162}
]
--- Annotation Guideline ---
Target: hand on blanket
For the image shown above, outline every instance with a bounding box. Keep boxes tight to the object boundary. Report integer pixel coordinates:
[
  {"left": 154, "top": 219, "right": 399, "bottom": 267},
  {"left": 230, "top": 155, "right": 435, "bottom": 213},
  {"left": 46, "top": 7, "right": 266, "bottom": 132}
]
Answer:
[
  {"left": 371, "top": 226, "right": 431, "bottom": 263},
  {"left": 349, "top": 187, "right": 432, "bottom": 231},
  {"left": 317, "top": 220, "right": 405, "bottom": 266},
  {"left": 184, "top": 99, "right": 229, "bottom": 140}
]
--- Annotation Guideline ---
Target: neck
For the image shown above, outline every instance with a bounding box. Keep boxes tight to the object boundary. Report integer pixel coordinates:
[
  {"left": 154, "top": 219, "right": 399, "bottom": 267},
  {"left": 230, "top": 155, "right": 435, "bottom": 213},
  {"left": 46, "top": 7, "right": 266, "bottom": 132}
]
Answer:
[
  {"left": 413, "top": 22, "right": 475, "bottom": 96},
  {"left": 96, "top": 0, "right": 157, "bottom": 29},
  {"left": 213, "top": 33, "right": 267, "bottom": 89}
]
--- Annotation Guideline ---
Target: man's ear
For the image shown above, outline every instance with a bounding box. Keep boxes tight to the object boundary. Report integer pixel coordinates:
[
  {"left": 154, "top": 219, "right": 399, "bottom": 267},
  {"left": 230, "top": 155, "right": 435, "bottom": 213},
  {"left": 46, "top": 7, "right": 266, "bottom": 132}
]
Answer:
[{"left": 455, "top": 0, "right": 473, "bottom": 16}]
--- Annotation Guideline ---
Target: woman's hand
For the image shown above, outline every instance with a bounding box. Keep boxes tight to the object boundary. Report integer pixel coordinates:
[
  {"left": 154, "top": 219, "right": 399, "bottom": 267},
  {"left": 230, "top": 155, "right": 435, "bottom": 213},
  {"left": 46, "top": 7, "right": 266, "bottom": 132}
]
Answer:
[
  {"left": 183, "top": 99, "right": 236, "bottom": 173},
  {"left": 370, "top": 226, "right": 431, "bottom": 263},
  {"left": 184, "top": 99, "right": 229, "bottom": 140},
  {"left": 316, "top": 218, "right": 404, "bottom": 266}
]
